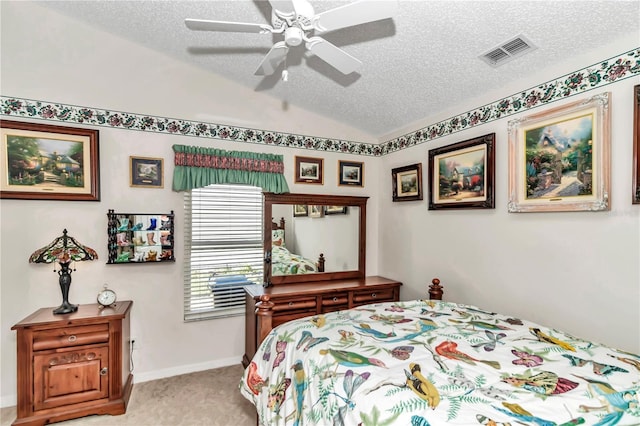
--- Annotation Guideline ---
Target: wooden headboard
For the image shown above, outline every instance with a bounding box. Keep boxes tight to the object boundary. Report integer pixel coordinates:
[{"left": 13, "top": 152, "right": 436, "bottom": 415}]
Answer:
[{"left": 272, "top": 217, "right": 285, "bottom": 231}]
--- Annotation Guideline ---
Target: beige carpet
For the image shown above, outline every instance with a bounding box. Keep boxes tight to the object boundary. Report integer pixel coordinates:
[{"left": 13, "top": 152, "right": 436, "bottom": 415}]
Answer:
[{"left": 0, "top": 364, "right": 257, "bottom": 426}]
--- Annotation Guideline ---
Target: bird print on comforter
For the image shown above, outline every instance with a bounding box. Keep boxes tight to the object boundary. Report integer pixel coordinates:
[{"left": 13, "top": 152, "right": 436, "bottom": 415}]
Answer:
[{"left": 240, "top": 300, "right": 640, "bottom": 425}]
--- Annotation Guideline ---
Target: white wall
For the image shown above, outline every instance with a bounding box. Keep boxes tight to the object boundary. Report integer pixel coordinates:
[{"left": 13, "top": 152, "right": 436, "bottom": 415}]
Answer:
[
  {"left": 1, "top": 0, "right": 638, "bottom": 410},
  {"left": 379, "top": 77, "right": 640, "bottom": 355},
  {"left": 0, "top": 2, "right": 380, "bottom": 407}
]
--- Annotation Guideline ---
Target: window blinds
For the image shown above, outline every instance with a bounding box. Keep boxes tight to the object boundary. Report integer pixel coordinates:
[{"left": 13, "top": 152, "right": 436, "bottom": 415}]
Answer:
[{"left": 183, "top": 184, "right": 263, "bottom": 321}]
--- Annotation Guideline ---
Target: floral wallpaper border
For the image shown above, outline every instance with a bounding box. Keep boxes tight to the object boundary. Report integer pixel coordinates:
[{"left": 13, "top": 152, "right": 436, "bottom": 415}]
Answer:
[{"left": 1, "top": 48, "right": 638, "bottom": 157}]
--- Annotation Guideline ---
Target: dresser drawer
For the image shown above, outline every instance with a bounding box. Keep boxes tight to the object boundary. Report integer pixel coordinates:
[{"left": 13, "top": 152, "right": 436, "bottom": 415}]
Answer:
[
  {"left": 321, "top": 293, "right": 349, "bottom": 312},
  {"left": 353, "top": 288, "right": 396, "bottom": 304},
  {"left": 271, "top": 297, "right": 317, "bottom": 312},
  {"left": 321, "top": 293, "right": 349, "bottom": 307},
  {"left": 33, "top": 324, "right": 110, "bottom": 351}
]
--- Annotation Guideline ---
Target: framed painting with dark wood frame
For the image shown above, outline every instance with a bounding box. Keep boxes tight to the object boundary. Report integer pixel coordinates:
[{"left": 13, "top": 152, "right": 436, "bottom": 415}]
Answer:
[
  {"left": 428, "top": 133, "right": 495, "bottom": 210},
  {"left": 338, "top": 160, "right": 364, "bottom": 187},
  {"left": 392, "top": 163, "right": 423, "bottom": 202},
  {"left": 130, "top": 156, "right": 164, "bottom": 188},
  {"left": 324, "top": 205, "right": 348, "bottom": 215},
  {"left": 0, "top": 120, "right": 100, "bottom": 201},
  {"left": 633, "top": 84, "right": 640, "bottom": 204},
  {"left": 294, "top": 156, "right": 323, "bottom": 184},
  {"left": 293, "top": 204, "right": 308, "bottom": 217},
  {"left": 508, "top": 92, "right": 610, "bottom": 212}
]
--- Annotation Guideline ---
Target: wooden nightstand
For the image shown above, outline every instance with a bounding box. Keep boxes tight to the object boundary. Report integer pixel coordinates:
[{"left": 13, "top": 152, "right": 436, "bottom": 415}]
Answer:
[{"left": 11, "top": 301, "right": 133, "bottom": 426}]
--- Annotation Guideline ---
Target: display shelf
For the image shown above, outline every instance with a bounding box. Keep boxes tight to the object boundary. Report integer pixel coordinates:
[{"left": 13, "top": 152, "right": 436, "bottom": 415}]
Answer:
[{"left": 107, "top": 209, "right": 174, "bottom": 264}]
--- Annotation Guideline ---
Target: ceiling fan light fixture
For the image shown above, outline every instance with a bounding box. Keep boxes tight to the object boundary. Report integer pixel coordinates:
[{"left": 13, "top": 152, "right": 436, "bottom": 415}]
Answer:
[{"left": 285, "top": 27, "right": 304, "bottom": 46}]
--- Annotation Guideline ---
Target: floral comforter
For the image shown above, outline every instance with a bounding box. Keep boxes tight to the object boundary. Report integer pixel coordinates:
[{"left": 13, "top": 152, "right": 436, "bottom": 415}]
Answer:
[
  {"left": 240, "top": 300, "right": 640, "bottom": 425},
  {"left": 271, "top": 245, "right": 318, "bottom": 276}
]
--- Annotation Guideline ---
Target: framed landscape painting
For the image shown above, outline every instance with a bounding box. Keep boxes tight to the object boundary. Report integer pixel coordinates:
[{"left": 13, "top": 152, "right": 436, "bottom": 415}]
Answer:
[
  {"left": 392, "top": 163, "right": 423, "bottom": 202},
  {"left": 338, "top": 160, "right": 364, "bottom": 187},
  {"left": 508, "top": 92, "right": 610, "bottom": 212},
  {"left": 293, "top": 204, "right": 308, "bottom": 217},
  {"left": 428, "top": 133, "right": 495, "bottom": 210},
  {"left": 130, "top": 156, "right": 163, "bottom": 188},
  {"left": 294, "top": 156, "right": 323, "bottom": 185},
  {"left": 634, "top": 84, "right": 640, "bottom": 204},
  {"left": 0, "top": 120, "right": 100, "bottom": 201}
]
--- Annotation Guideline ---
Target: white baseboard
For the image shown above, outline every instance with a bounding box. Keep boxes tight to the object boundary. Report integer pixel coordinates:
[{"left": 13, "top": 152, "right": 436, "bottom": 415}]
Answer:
[
  {"left": 132, "top": 355, "right": 243, "bottom": 384},
  {"left": 1, "top": 355, "right": 244, "bottom": 408}
]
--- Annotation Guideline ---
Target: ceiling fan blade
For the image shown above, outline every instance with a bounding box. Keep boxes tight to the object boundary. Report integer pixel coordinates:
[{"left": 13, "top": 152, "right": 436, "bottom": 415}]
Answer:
[
  {"left": 268, "top": 0, "right": 296, "bottom": 16},
  {"left": 255, "top": 42, "right": 289, "bottom": 76},
  {"left": 313, "top": 0, "right": 398, "bottom": 33},
  {"left": 185, "top": 19, "right": 273, "bottom": 34},
  {"left": 305, "top": 37, "right": 362, "bottom": 74}
]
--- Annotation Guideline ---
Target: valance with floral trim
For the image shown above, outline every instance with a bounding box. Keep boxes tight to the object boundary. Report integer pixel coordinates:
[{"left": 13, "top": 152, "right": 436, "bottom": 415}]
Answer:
[{"left": 172, "top": 144, "right": 289, "bottom": 193}]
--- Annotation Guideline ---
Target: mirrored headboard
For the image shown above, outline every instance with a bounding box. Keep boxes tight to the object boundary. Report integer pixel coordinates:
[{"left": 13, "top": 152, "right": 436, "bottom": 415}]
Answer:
[{"left": 263, "top": 193, "right": 368, "bottom": 286}]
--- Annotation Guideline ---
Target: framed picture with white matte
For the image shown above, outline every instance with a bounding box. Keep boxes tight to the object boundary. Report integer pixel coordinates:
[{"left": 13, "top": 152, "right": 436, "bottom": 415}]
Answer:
[{"left": 338, "top": 160, "right": 364, "bottom": 187}]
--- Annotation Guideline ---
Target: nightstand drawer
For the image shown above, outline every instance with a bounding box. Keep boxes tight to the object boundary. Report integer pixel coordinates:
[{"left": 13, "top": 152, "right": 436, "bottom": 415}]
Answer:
[
  {"left": 353, "top": 288, "right": 395, "bottom": 304},
  {"left": 33, "top": 324, "right": 109, "bottom": 351}
]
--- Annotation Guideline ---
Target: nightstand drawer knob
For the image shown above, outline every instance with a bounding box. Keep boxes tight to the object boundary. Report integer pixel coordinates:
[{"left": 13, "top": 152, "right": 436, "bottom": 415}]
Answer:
[
  {"left": 333, "top": 297, "right": 338, "bottom": 302},
  {"left": 100, "top": 367, "right": 108, "bottom": 376},
  {"left": 289, "top": 302, "right": 294, "bottom": 306},
  {"left": 371, "top": 293, "right": 377, "bottom": 298},
  {"left": 68, "top": 335, "right": 77, "bottom": 342}
]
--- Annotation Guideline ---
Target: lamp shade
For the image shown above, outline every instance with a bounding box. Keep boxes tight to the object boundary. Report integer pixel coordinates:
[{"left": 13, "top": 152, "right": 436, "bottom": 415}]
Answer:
[
  {"left": 29, "top": 229, "right": 98, "bottom": 264},
  {"left": 29, "top": 229, "right": 98, "bottom": 314}
]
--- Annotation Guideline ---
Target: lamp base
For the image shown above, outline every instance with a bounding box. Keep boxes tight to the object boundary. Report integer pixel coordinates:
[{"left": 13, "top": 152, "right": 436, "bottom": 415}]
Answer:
[{"left": 53, "top": 301, "right": 78, "bottom": 315}]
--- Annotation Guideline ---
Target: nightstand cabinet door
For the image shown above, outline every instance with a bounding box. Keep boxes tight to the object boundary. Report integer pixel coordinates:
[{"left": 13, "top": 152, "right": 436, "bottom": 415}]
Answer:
[{"left": 33, "top": 345, "right": 109, "bottom": 411}]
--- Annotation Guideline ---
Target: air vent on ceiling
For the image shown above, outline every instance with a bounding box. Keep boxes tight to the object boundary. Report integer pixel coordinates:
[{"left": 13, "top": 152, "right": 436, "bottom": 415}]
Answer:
[{"left": 479, "top": 34, "right": 537, "bottom": 68}]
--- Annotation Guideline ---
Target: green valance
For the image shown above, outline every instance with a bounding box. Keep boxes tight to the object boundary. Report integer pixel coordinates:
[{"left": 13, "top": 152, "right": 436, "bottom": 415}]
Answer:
[{"left": 172, "top": 145, "right": 289, "bottom": 193}]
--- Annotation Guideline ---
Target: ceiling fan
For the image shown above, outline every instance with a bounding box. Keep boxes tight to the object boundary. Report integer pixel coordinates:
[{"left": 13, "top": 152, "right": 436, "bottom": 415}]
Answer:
[{"left": 185, "top": 0, "right": 397, "bottom": 77}]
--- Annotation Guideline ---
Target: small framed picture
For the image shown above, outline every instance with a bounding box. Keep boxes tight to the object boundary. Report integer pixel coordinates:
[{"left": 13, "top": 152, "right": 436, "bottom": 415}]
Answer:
[
  {"left": 309, "top": 205, "right": 324, "bottom": 218},
  {"left": 392, "top": 163, "right": 423, "bottom": 202},
  {"left": 293, "top": 204, "right": 308, "bottom": 217},
  {"left": 324, "top": 205, "right": 348, "bottom": 215},
  {"left": 338, "top": 160, "right": 364, "bottom": 187},
  {"left": 130, "top": 156, "right": 163, "bottom": 188},
  {"left": 294, "top": 156, "right": 323, "bottom": 184}
]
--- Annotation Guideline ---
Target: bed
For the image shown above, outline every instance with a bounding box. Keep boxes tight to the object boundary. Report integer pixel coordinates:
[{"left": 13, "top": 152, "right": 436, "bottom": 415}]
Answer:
[
  {"left": 271, "top": 217, "right": 325, "bottom": 276},
  {"left": 240, "top": 279, "right": 640, "bottom": 425}
]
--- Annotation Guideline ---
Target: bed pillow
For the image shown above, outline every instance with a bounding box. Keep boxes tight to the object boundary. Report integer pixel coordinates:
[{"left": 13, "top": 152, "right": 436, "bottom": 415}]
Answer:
[{"left": 272, "top": 229, "right": 285, "bottom": 247}]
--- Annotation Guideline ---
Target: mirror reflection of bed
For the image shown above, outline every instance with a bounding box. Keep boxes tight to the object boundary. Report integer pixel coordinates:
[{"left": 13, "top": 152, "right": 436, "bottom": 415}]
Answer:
[{"left": 270, "top": 204, "right": 359, "bottom": 276}]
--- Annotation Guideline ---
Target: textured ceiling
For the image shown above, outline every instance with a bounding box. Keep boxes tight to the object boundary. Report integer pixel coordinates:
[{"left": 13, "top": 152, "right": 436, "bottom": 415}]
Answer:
[{"left": 35, "top": 1, "right": 640, "bottom": 140}]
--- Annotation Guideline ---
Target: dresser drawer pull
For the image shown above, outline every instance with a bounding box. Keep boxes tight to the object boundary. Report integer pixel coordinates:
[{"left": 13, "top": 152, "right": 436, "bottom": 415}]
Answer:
[
  {"left": 289, "top": 302, "right": 294, "bottom": 307},
  {"left": 333, "top": 297, "right": 338, "bottom": 302},
  {"left": 68, "top": 335, "right": 77, "bottom": 342},
  {"left": 371, "top": 293, "right": 377, "bottom": 298},
  {"left": 100, "top": 367, "right": 108, "bottom": 376}
]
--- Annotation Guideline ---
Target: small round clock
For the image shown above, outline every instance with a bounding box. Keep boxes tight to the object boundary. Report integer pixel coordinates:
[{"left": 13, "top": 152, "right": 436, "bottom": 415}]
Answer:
[{"left": 97, "top": 284, "right": 117, "bottom": 308}]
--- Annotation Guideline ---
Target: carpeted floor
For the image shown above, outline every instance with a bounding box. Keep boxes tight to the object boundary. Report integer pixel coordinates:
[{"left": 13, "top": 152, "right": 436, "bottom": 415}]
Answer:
[{"left": 0, "top": 364, "right": 256, "bottom": 426}]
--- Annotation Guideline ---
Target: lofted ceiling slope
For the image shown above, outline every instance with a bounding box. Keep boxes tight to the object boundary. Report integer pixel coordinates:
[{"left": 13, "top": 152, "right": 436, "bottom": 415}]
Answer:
[{"left": 34, "top": 1, "right": 640, "bottom": 140}]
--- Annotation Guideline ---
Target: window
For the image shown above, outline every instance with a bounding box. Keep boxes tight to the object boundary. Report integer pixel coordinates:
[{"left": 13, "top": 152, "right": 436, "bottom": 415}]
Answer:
[{"left": 183, "top": 184, "right": 263, "bottom": 321}]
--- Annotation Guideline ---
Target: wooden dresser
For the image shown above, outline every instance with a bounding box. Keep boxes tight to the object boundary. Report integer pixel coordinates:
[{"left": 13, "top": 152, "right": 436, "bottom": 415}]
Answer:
[
  {"left": 11, "top": 301, "right": 133, "bottom": 426},
  {"left": 243, "top": 276, "right": 401, "bottom": 367}
]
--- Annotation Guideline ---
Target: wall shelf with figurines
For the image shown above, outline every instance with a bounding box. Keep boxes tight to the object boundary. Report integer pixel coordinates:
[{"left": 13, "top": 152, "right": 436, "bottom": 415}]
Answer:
[{"left": 107, "top": 209, "right": 174, "bottom": 264}]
